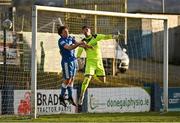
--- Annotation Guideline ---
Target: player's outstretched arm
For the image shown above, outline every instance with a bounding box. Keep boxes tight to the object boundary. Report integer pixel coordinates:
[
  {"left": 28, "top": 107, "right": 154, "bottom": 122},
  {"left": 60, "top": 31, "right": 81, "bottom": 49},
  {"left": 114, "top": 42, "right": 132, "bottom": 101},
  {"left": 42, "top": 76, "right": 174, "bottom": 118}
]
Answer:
[
  {"left": 64, "top": 41, "right": 85, "bottom": 50},
  {"left": 96, "top": 34, "right": 112, "bottom": 41},
  {"left": 95, "top": 33, "right": 124, "bottom": 41},
  {"left": 88, "top": 34, "right": 112, "bottom": 46}
]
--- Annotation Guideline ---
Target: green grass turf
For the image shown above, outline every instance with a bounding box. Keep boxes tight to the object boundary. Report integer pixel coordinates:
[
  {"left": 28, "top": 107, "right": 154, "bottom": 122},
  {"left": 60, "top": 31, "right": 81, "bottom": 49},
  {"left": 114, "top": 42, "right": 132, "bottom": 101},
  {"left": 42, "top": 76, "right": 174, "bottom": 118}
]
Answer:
[{"left": 0, "top": 112, "right": 180, "bottom": 122}]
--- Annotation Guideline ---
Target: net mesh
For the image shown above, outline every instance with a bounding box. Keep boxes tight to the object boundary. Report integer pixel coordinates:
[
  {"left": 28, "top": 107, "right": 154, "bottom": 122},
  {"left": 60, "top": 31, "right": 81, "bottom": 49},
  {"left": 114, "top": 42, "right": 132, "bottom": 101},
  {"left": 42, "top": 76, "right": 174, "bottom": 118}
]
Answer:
[
  {"left": 34, "top": 11, "right": 165, "bottom": 88},
  {"left": 33, "top": 11, "right": 163, "bottom": 114}
]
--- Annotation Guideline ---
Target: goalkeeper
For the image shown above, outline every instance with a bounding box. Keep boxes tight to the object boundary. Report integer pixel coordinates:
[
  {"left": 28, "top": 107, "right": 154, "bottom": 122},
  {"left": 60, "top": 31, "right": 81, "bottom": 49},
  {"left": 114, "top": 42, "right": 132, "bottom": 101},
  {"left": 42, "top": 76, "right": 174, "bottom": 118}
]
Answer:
[{"left": 77, "top": 26, "right": 118, "bottom": 111}]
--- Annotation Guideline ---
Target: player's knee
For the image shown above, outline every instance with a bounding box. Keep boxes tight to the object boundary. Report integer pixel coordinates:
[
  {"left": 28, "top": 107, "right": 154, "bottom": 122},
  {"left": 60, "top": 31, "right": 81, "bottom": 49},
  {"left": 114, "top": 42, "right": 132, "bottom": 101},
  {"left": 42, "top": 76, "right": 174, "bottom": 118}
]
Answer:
[
  {"left": 98, "top": 76, "right": 106, "bottom": 83},
  {"left": 64, "top": 78, "right": 72, "bottom": 85}
]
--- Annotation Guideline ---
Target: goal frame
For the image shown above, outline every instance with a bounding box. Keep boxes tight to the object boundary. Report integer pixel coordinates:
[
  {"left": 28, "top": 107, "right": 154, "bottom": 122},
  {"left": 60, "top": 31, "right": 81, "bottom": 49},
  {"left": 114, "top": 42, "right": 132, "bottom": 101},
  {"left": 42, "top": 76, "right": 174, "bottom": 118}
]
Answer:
[{"left": 32, "top": 5, "right": 169, "bottom": 118}]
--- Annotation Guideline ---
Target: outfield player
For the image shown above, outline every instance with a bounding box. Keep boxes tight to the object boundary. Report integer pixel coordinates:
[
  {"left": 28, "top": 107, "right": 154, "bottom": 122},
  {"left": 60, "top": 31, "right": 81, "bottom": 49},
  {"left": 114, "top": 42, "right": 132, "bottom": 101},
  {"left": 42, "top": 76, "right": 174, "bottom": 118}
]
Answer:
[
  {"left": 58, "top": 26, "right": 89, "bottom": 107},
  {"left": 77, "top": 26, "right": 116, "bottom": 111}
]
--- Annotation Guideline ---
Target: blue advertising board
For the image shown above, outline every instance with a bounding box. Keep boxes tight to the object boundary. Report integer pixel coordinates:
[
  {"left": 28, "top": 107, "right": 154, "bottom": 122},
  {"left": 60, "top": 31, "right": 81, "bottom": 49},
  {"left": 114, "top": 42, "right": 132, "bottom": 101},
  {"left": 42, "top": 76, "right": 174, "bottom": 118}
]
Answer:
[{"left": 160, "top": 88, "right": 180, "bottom": 111}]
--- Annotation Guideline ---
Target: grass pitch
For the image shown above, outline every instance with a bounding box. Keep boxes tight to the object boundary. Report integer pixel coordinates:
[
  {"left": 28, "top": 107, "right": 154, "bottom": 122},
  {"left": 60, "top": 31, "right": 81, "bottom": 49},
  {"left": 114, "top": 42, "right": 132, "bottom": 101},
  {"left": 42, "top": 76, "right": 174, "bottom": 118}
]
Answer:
[{"left": 0, "top": 112, "right": 180, "bottom": 122}]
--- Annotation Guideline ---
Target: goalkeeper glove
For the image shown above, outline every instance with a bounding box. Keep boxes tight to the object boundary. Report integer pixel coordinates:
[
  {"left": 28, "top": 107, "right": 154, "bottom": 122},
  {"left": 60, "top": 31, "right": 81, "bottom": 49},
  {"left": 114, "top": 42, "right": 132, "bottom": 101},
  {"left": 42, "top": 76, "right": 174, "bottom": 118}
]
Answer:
[{"left": 112, "top": 31, "right": 124, "bottom": 39}]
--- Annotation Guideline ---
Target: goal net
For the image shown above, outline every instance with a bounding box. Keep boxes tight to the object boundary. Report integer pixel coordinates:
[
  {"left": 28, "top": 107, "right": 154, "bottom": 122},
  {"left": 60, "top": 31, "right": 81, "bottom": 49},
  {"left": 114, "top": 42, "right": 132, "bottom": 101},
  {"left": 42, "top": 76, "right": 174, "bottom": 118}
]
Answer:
[{"left": 0, "top": 5, "right": 167, "bottom": 118}]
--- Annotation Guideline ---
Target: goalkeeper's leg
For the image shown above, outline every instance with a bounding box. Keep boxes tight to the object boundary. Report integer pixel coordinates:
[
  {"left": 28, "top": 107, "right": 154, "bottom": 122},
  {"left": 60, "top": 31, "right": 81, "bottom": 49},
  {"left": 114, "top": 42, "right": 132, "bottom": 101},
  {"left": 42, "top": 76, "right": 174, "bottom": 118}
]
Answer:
[
  {"left": 78, "top": 59, "right": 94, "bottom": 112},
  {"left": 78, "top": 75, "right": 92, "bottom": 106}
]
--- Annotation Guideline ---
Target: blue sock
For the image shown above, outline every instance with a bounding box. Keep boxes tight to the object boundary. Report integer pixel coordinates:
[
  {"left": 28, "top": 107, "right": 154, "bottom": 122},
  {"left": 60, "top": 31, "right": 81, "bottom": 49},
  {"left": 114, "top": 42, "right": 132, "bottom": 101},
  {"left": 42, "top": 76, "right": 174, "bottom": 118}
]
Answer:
[
  {"left": 67, "top": 86, "right": 73, "bottom": 98},
  {"left": 60, "top": 83, "right": 67, "bottom": 97}
]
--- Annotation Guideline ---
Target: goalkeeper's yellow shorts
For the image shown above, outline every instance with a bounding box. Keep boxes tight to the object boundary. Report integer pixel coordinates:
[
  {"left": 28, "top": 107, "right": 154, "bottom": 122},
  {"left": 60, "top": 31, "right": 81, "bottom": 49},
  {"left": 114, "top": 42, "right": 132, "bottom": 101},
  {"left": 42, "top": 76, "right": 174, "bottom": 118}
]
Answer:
[{"left": 85, "top": 59, "right": 105, "bottom": 76}]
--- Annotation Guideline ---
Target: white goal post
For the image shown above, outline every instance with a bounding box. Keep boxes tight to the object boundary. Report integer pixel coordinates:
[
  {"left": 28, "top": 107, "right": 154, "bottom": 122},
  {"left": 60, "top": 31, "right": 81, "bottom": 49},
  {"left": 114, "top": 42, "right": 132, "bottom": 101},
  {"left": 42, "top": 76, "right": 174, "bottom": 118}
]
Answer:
[{"left": 32, "top": 5, "right": 169, "bottom": 118}]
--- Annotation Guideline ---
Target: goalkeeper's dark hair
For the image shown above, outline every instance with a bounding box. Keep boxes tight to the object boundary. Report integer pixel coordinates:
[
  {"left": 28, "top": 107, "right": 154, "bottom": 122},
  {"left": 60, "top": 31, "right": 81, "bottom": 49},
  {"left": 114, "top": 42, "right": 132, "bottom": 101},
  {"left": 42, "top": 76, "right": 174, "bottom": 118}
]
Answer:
[
  {"left": 82, "top": 25, "right": 90, "bottom": 30},
  {"left": 57, "top": 25, "right": 68, "bottom": 35}
]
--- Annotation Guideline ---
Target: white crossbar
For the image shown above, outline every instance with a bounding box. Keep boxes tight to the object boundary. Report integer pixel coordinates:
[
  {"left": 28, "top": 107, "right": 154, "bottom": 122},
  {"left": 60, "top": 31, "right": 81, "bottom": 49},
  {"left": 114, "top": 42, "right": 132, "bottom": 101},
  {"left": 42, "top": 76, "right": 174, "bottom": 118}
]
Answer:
[{"left": 36, "top": 5, "right": 168, "bottom": 20}]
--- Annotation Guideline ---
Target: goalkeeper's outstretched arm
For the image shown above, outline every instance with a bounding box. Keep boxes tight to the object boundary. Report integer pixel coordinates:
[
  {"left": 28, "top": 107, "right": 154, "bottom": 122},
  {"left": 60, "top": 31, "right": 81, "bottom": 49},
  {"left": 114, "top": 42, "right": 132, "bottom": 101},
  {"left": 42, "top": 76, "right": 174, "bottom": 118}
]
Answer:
[
  {"left": 88, "top": 34, "right": 112, "bottom": 46},
  {"left": 88, "top": 33, "right": 124, "bottom": 46}
]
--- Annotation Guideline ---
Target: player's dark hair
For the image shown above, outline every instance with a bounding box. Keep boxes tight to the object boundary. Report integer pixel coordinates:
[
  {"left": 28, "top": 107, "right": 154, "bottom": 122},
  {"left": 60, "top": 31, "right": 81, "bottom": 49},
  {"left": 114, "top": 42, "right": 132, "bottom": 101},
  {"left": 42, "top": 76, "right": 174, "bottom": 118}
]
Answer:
[
  {"left": 82, "top": 25, "right": 90, "bottom": 30},
  {"left": 58, "top": 26, "right": 68, "bottom": 35}
]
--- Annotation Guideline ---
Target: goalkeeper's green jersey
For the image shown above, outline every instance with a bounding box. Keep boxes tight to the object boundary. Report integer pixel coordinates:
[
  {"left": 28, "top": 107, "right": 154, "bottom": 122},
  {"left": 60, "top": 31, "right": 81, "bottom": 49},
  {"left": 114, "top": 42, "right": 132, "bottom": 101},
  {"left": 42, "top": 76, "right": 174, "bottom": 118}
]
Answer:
[{"left": 77, "top": 34, "right": 112, "bottom": 60}]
